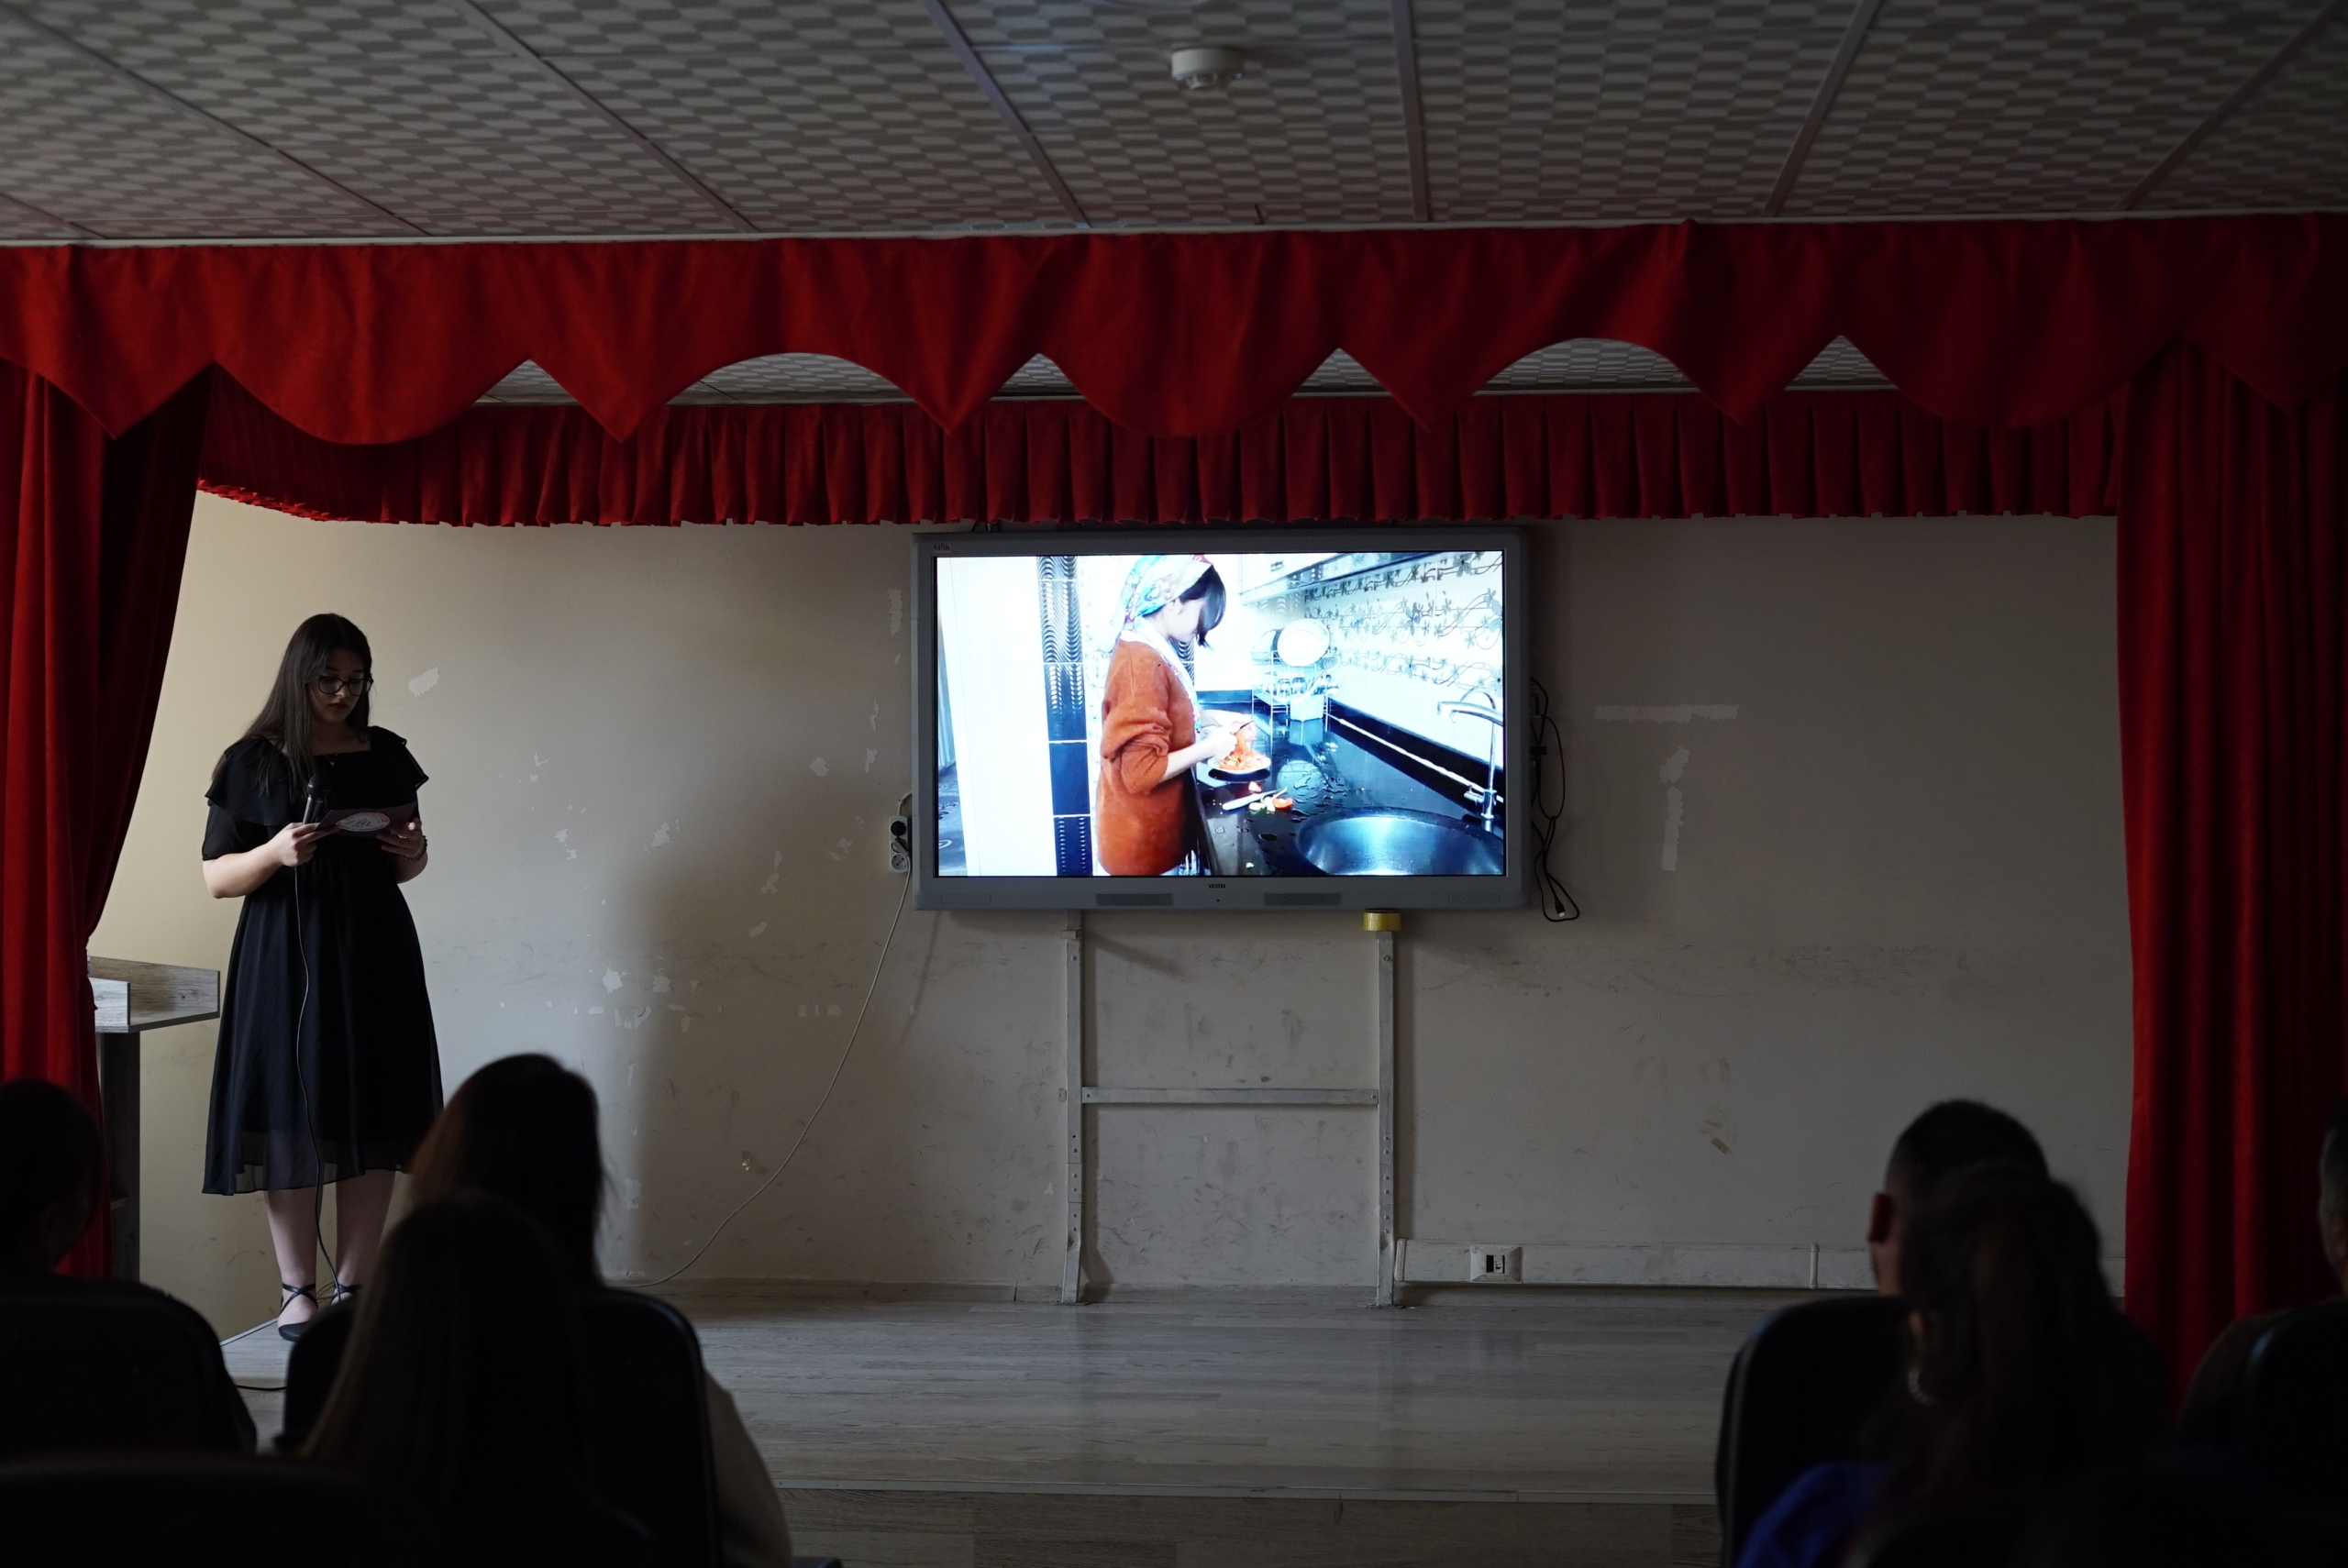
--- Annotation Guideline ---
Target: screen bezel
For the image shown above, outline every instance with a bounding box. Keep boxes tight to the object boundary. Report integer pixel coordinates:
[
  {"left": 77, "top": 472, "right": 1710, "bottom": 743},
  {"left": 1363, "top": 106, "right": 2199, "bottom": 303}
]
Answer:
[{"left": 913, "top": 526, "right": 1532, "bottom": 913}]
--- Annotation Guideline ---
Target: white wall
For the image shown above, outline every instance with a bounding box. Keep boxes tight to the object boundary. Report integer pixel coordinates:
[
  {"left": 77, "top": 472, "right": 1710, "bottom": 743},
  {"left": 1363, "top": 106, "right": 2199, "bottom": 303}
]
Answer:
[{"left": 92, "top": 498, "right": 2131, "bottom": 1332}]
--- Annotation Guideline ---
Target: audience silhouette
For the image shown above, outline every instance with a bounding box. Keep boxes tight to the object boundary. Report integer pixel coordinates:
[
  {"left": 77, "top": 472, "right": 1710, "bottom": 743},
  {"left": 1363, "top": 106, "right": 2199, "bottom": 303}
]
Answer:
[
  {"left": 1741, "top": 1165, "right": 2165, "bottom": 1568},
  {"left": 0, "top": 1077, "right": 253, "bottom": 1456},
  {"left": 358, "top": 1053, "right": 793, "bottom": 1567},
  {"left": 301, "top": 1190, "right": 650, "bottom": 1567}
]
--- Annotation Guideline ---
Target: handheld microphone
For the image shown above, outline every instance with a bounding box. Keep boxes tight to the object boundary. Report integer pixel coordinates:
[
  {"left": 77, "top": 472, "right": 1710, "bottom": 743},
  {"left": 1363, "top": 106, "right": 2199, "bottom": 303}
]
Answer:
[{"left": 302, "top": 771, "right": 326, "bottom": 825}]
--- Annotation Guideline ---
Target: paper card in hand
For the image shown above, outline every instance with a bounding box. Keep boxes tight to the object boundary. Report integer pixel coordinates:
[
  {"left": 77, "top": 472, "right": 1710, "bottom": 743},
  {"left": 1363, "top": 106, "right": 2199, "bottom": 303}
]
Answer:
[{"left": 320, "top": 801, "right": 419, "bottom": 836}]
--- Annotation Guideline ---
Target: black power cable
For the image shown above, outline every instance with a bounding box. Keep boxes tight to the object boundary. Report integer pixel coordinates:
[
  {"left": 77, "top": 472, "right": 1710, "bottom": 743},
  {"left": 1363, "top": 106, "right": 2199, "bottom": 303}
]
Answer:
[{"left": 1525, "top": 678, "right": 1581, "bottom": 922}]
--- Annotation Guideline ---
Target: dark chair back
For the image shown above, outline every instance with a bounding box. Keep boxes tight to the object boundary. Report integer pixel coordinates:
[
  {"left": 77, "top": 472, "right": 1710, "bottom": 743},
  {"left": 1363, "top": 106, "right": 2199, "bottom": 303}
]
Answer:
[
  {"left": 0, "top": 1283, "right": 249, "bottom": 1457},
  {"left": 0, "top": 1454, "right": 431, "bottom": 1566},
  {"left": 282, "top": 1287, "right": 722, "bottom": 1567},
  {"left": 1714, "top": 1295, "right": 1907, "bottom": 1565},
  {"left": 581, "top": 1288, "right": 720, "bottom": 1568},
  {"left": 1844, "top": 1496, "right": 2030, "bottom": 1568},
  {"left": 2238, "top": 1298, "right": 2348, "bottom": 1507},
  {"left": 282, "top": 1300, "right": 359, "bottom": 1447}
]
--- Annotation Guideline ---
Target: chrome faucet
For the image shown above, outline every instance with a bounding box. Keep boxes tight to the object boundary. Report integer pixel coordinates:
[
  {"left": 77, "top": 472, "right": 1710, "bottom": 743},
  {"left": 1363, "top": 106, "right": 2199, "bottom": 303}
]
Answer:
[{"left": 1437, "top": 696, "right": 1504, "bottom": 829}]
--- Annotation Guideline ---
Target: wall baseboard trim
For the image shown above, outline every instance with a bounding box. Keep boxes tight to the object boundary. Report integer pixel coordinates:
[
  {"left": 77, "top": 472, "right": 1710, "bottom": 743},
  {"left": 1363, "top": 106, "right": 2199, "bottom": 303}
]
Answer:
[
  {"left": 1401, "top": 1239, "right": 1876, "bottom": 1291},
  {"left": 1396, "top": 1240, "right": 2127, "bottom": 1292},
  {"left": 626, "top": 1276, "right": 1058, "bottom": 1304}
]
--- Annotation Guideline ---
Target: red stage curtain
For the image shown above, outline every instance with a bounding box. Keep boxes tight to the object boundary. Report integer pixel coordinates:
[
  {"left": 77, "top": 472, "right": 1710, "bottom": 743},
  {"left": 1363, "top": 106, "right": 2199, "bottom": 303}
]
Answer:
[
  {"left": 2119, "top": 345, "right": 2348, "bottom": 1390},
  {"left": 198, "top": 375, "right": 2121, "bottom": 526},
  {"left": 0, "top": 218, "right": 2341, "bottom": 444},
  {"left": 0, "top": 367, "right": 210, "bottom": 1275}
]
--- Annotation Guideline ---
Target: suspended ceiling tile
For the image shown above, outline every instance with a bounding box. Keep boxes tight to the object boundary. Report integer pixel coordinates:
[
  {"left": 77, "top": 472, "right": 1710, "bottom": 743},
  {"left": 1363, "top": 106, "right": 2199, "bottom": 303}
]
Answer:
[
  {"left": 104, "top": 61, "right": 719, "bottom": 235},
  {"left": 69, "top": 43, "right": 717, "bottom": 233},
  {"left": 687, "top": 352, "right": 1076, "bottom": 403},
  {"left": 1489, "top": 338, "right": 1694, "bottom": 388},
  {"left": 0, "top": 22, "right": 410, "bottom": 237},
  {"left": 1411, "top": 1, "right": 1850, "bottom": 222},
  {"left": 0, "top": 196, "right": 79, "bottom": 238},
  {"left": 1001, "top": 355, "right": 1077, "bottom": 395},
  {"left": 1786, "top": 0, "right": 2322, "bottom": 216},
  {"left": 2141, "top": 14, "right": 2348, "bottom": 211},
  {"left": 482, "top": 0, "right": 947, "bottom": 57},
  {"left": 125, "top": 51, "right": 615, "bottom": 149},
  {"left": 1300, "top": 350, "right": 1384, "bottom": 392},
  {"left": 477, "top": 361, "right": 576, "bottom": 403},
  {"left": 556, "top": 50, "right": 1064, "bottom": 230},
  {"left": 953, "top": 0, "right": 1390, "bottom": 50},
  {"left": 482, "top": 341, "right": 1890, "bottom": 408},
  {"left": 950, "top": 0, "right": 1409, "bottom": 224},
  {"left": 292, "top": 139, "right": 721, "bottom": 234},
  {"left": 984, "top": 46, "right": 1417, "bottom": 224},
  {"left": 482, "top": 354, "right": 1082, "bottom": 406},
  {"left": 15, "top": 0, "right": 493, "bottom": 64},
  {"left": 684, "top": 354, "right": 914, "bottom": 403},
  {"left": 1791, "top": 337, "right": 1891, "bottom": 386}
]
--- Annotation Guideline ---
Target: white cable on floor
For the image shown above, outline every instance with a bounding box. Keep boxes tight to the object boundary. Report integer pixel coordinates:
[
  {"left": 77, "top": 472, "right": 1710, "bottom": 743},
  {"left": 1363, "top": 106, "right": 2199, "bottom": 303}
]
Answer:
[{"left": 626, "top": 870, "right": 914, "bottom": 1288}]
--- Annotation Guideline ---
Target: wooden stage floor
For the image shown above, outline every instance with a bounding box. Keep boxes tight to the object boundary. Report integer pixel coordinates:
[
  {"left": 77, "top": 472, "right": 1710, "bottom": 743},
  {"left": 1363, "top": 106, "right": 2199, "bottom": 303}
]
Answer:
[{"left": 230, "top": 1286, "right": 1826, "bottom": 1566}]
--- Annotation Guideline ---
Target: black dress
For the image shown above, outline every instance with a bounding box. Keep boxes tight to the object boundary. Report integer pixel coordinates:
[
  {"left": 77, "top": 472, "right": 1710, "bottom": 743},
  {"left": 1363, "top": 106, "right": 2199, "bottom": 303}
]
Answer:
[{"left": 202, "top": 732, "right": 442, "bottom": 1195}]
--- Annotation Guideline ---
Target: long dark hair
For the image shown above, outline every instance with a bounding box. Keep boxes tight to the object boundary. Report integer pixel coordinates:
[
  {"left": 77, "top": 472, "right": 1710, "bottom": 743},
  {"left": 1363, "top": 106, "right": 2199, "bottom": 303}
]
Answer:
[
  {"left": 241, "top": 613, "right": 372, "bottom": 787},
  {"left": 405, "top": 1054, "right": 606, "bottom": 1288},
  {"left": 1883, "top": 1167, "right": 2165, "bottom": 1497},
  {"left": 302, "top": 1194, "right": 592, "bottom": 1558},
  {"left": 1178, "top": 565, "right": 1225, "bottom": 648}
]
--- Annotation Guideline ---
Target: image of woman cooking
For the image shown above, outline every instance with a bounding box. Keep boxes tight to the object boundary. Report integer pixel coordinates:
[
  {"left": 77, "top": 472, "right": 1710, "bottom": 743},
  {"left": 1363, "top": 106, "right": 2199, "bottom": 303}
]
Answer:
[{"left": 1095, "top": 555, "right": 1239, "bottom": 876}]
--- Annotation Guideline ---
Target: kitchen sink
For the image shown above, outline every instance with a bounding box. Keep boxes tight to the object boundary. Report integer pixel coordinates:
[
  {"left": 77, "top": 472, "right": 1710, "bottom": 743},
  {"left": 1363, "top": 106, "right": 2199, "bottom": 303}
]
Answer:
[{"left": 1295, "top": 808, "right": 1504, "bottom": 877}]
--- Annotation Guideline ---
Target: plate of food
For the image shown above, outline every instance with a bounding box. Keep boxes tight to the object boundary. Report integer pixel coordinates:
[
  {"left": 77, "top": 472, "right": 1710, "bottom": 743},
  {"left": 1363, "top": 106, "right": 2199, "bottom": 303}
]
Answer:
[{"left": 1207, "top": 720, "right": 1271, "bottom": 780}]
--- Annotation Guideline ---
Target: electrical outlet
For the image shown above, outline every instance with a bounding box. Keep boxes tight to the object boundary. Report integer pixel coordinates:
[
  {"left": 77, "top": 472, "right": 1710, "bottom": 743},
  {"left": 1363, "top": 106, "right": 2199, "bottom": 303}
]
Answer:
[
  {"left": 1468, "top": 1244, "right": 1523, "bottom": 1283},
  {"left": 887, "top": 814, "right": 912, "bottom": 875}
]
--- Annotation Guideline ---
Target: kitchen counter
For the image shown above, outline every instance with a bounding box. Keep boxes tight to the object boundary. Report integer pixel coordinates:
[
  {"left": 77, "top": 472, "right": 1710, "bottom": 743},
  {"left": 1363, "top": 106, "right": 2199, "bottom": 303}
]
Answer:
[{"left": 1191, "top": 714, "right": 1491, "bottom": 878}]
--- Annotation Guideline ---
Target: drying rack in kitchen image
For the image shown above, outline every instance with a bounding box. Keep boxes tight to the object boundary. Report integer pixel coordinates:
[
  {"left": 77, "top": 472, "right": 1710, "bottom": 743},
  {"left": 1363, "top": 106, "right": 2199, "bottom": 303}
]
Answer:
[{"left": 933, "top": 547, "right": 1508, "bottom": 879}]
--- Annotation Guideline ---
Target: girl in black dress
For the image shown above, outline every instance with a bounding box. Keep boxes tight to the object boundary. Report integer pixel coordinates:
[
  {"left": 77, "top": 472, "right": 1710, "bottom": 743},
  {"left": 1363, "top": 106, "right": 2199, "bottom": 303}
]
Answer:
[{"left": 202, "top": 614, "right": 441, "bottom": 1338}]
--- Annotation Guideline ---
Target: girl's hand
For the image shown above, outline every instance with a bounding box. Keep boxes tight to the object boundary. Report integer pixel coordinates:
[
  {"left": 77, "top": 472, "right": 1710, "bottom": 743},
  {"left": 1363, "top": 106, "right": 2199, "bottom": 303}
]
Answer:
[
  {"left": 268, "top": 821, "right": 334, "bottom": 868},
  {"left": 378, "top": 819, "right": 427, "bottom": 861}
]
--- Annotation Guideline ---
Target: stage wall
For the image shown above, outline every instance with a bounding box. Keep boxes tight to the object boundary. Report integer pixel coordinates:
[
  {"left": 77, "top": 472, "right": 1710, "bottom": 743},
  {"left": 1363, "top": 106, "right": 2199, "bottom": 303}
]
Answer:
[{"left": 93, "top": 497, "right": 2129, "bottom": 1333}]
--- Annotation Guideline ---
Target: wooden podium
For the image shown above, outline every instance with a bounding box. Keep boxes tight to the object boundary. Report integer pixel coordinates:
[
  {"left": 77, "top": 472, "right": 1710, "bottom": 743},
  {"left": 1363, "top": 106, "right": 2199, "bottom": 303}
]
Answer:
[{"left": 89, "top": 955, "right": 219, "bottom": 1281}]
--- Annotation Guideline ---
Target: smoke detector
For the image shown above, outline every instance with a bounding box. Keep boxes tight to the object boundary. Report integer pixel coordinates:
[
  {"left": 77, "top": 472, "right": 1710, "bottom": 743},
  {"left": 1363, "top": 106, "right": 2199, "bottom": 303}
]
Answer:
[{"left": 1169, "top": 46, "right": 1248, "bottom": 91}]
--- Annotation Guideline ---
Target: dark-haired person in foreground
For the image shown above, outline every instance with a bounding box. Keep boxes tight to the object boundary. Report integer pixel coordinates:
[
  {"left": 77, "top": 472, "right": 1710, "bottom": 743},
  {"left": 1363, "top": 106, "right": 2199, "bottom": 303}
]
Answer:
[
  {"left": 302, "top": 1192, "right": 649, "bottom": 1568},
  {"left": 402, "top": 1054, "right": 794, "bottom": 1568},
  {"left": 0, "top": 1077, "right": 253, "bottom": 1451},
  {"left": 1737, "top": 1168, "right": 2165, "bottom": 1568},
  {"left": 2176, "top": 1097, "right": 2348, "bottom": 1446},
  {"left": 1866, "top": 1099, "right": 2048, "bottom": 1296}
]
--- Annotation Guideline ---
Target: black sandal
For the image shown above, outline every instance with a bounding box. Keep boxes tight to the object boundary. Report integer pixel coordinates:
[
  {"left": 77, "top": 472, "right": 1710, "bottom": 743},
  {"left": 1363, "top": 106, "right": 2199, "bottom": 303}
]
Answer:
[
  {"left": 329, "top": 1282, "right": 363, "bottom": 1308},
  {"left": 277, "top": 1282, "right": 318, "bottom": 1342}
]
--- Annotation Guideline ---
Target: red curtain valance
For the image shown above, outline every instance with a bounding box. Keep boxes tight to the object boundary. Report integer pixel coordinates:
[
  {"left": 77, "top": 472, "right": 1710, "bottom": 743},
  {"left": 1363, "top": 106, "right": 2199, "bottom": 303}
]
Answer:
[
  {"left": 198, "top": 372, "right": 2121, "bottom": 527},
  {"left": 4, "top": 216, "right": 2343, "bottom": 446}
]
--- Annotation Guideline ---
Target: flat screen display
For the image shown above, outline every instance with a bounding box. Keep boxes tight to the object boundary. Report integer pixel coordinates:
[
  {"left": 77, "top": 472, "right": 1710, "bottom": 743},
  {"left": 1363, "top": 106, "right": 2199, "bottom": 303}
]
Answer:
[{"left": 914, "top": 529, "right": 1528, "bottom": 912}]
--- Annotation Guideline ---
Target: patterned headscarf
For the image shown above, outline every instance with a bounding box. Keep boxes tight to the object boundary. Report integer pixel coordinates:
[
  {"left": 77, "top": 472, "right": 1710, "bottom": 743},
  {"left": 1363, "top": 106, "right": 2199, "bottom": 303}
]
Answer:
[{"left": 1118, "top": 554, "right": 1213, "bottom": 629}]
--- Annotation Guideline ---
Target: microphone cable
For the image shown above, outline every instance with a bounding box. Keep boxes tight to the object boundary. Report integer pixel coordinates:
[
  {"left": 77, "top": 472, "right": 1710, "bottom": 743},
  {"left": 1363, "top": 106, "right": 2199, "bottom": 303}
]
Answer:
[{"left": 290, "top": 767, "right": 343, "bottom": 1309}]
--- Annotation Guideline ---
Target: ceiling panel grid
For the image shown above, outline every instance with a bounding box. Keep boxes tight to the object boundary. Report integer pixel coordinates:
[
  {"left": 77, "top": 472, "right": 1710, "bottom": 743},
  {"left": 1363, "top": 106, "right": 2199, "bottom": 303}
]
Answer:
[
  {"left": 551, "top": 50, "right": 1061, "bottom": 229},
  {"left": 0, "top": 9, "right": 414, "bottom": 236},
  {"left": 2143, "top": 10, "right": 2348, "bottom": 210},
  {"left": 477, "top": 337, "right": 1891, "bottom": 406},
  {"left": 0, "top": 3, "right": 2341, "bottom": 245},
  {"left": 954, "top": 0, "right": 1414, "bottom": 225},
  {"left": 1788, "top": 0, "right": 2329, "bottom": 215},
  {"left": 1412, "top": 1, "right": 1855, "bottom": 221}
]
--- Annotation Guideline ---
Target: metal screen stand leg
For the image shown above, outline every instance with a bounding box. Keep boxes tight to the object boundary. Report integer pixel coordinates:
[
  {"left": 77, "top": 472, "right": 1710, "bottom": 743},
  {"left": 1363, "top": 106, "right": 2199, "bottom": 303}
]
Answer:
[
  {"left": 1375, "top": 928, "right": 1396, "bottom": 1307},
  {"left": 1060, "top": 911, "right": 1086, "bottom": 1305}
]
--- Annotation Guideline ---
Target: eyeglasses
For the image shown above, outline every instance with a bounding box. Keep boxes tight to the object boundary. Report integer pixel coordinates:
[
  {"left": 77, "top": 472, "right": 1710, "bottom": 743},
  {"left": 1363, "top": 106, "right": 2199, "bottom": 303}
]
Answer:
[{"left": 311, "top": 674, "right": 374, "bottom": 697}]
